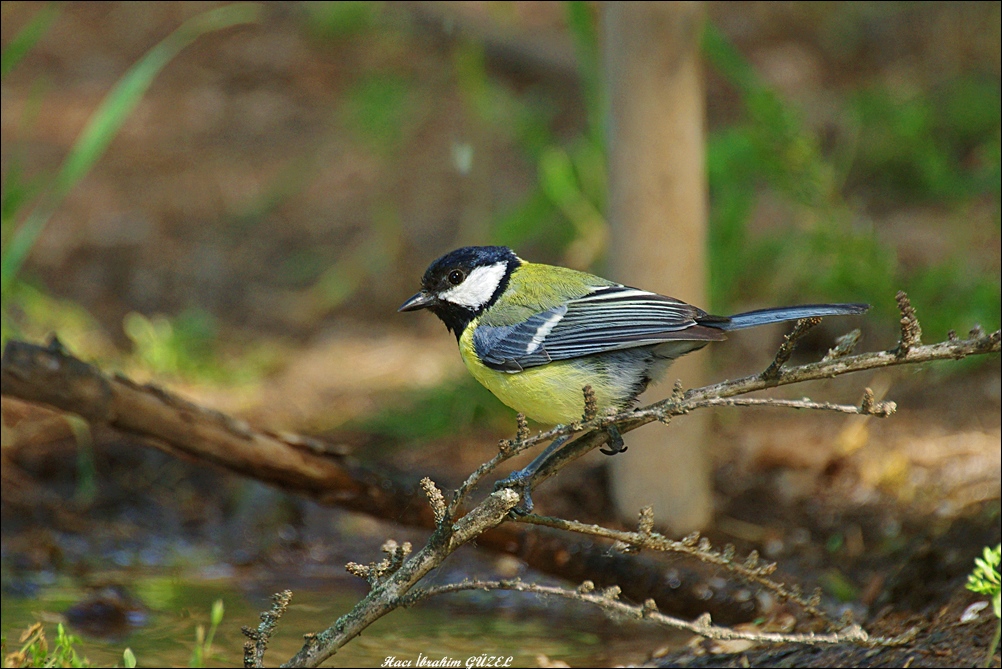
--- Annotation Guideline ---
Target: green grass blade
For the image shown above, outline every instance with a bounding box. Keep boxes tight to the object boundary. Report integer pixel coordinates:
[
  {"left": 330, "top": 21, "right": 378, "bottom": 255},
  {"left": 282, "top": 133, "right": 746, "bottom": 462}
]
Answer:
[
  {"left": 0, "top": 3, "right": 60, "bottom": 80},
  {"left": 1, "top": 2, "right": 262, "bottom": 295}
]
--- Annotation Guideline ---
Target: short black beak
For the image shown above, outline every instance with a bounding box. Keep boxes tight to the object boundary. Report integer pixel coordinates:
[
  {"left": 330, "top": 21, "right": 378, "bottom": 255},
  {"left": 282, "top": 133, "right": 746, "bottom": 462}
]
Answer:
[{"left": 398, "top": 291, "right": 438, "bottom": 312}]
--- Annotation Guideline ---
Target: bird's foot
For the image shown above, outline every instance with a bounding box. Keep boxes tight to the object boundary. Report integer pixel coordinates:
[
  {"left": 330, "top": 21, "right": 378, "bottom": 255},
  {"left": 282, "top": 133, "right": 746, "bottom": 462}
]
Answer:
[
  {"left": 494, "top": 470, "right": 535, "bottom": 515},
  {"left": 599, "top": 425, "right": 627, "bottom": 455}
]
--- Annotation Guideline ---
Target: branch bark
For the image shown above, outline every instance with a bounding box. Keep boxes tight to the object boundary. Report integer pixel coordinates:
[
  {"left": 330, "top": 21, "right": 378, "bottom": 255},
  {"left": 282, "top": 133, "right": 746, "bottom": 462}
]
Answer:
[
  {"left": 3, "top": 305, "right": 999, "bottom": 667},
  {"left": 0, "top": 337, "right": 759, "bottom": 623}
]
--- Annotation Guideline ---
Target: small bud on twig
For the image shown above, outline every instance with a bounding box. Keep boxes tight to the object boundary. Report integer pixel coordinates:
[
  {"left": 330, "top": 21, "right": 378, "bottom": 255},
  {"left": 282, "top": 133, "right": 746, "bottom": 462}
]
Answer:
[
  {"left": 860, "top": 387, "right": 875, "bottom": 414},
  {"left": 860, "top": 387, "right": 897, "bottom": 417},
  {"left": 638, "top": 506, "right": 655, "bottom": 536},
  {"left": 516, "top": 413, "right": 529, "bottom": 441},
  {"left": 894, "top": 291, "right": 922, "bottom": 357},
  {"left": 420, "top": 477, "right": 447, "bottom": 525},
  {"left": 601, "top": 585, "right": 621, "bottom": 600},
  {"left": 582, "top": 385, "right": 598, "bottom": 421},
  {"left": 345, "top": 562, "right": 371, "bottom": 581}
]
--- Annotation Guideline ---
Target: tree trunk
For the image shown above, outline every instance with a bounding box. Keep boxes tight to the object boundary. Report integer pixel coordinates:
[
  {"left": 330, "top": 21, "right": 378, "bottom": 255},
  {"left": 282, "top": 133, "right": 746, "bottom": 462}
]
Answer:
[{"left": 603, "top": 1, "right": 711, "bottom": 533}]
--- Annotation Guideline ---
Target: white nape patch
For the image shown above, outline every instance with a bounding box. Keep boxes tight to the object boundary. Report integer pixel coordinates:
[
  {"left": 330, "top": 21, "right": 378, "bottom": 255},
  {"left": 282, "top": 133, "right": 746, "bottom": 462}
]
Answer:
[
  {"left": 526, "top": 310, "right": 564, "bottom": 354},
  {"left": 440, "top": 261, "right": 508, "bottom": 309}
]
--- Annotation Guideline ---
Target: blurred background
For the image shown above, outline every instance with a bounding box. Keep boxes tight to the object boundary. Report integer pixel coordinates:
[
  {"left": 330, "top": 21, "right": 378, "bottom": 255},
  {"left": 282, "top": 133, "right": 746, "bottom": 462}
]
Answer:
[{"left": 1, "top": 2, "right": 999, "bottom": 666}]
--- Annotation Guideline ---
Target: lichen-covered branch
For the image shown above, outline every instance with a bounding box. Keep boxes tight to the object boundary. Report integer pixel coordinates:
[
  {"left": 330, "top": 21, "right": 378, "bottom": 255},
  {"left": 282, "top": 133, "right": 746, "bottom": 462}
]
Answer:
[
  {"left": 284, "top": 488, "right": 520, "bottom": 668},
  {"left": 241, "top": 589, "right": 292, "bottom": 668}
]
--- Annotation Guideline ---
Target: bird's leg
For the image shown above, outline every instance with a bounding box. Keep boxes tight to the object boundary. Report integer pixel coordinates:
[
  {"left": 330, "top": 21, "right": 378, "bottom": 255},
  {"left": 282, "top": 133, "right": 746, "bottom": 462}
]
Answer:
[
  {"left": 599, "top": 424, "right": 626, "bottom": 455},
  {"left": 494, "top": 434, "right": 570, "bottom": 514}
]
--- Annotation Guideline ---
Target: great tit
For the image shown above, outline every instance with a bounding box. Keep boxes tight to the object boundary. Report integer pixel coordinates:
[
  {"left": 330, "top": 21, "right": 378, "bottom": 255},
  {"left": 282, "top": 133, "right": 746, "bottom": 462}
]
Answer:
[{"left": 400, "top": 245, "right": 868, "bottom": 510}]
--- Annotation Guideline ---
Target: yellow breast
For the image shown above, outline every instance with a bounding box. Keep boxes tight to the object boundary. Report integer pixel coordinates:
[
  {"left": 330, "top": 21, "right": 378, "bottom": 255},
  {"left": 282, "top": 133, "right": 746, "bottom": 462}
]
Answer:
[{"left": 458, "top": 326, "right": 623, "bottom": 424}]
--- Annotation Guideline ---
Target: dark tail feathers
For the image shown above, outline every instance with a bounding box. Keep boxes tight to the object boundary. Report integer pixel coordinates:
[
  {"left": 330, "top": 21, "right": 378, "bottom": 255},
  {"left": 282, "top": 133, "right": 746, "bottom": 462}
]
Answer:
[{"left": 710, "top": 303, "right": 869, "bottom": 331}]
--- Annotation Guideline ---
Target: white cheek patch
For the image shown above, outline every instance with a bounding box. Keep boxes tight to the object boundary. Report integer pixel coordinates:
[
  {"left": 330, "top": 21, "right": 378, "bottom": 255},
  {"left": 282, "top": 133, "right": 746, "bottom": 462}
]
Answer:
[{"left": 440, "top": 262, "right": 508, "bottom": 309}]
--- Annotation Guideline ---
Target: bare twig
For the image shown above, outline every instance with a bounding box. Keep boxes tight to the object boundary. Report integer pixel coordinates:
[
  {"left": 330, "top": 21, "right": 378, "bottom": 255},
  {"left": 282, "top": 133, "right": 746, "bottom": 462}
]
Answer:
[
  {"left": 762, "top": 317, "right": 822, "bottom": 380},
  {"left": 241, "top": 589, "right": 293, "bottom": 668},
  {"left": 823, "top": 329, "right": 862, "bottom": 361},
  {"left": 402, "top": 579, "right": 919, "bottom": 648},
  {"left": 523, "top": 327, "right": 999, "bottom": 492},
  {"left": 345, "top": 539, "right": 413, "bottom": 586},
  {"left": 516, "top": 513, "right": 834, "bottom": 625},
  {"left": 284, "top": 488, "right": 521, "bottom": 668},
  {"left": 686, "top": 395, "right": 896, "bottom": 417}
]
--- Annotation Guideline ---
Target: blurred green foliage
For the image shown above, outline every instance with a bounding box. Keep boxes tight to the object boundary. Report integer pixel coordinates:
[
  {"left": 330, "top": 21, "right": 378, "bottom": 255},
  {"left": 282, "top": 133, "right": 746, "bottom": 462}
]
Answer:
[
  {"left": 1, "top": 2, "right": 997, "bottom": 431},
  {"left": 1, "top": 622, "right": 89, "bottom": 668},
  {"left": 0, "top": 599, "right": 228, "bottom": 668},
  {"left": 0, "top": 3, "right": 58, "bottom": 79},
  {"left": 0, "top": 3, "right": 263, "bottom": 298},
  {"left": 351, "top": 4, "right": 998, "bottom": 437},
  {"left": 359, "top": 377, "right": 513, "bottom": 445},
  {"left": 123, "top": 310, "right": 218, "bottom": 378},
  {"left": 189, "top": 599, "right": 224, "bottom": 668},
  {"left": 1, "top": 3, "right": 265, "bottom": 383},
  {"left": 341, "top": 75, "right": 415, "bottom": 155},
  {"left": 850, "top": 77, "right": 1001, "bottom": 201},
  {"left": 701, "top": 23, "right": 999, "bottom": 341},
  {"left": 302, "top": 1, "right": 381, "bottom": 40}
]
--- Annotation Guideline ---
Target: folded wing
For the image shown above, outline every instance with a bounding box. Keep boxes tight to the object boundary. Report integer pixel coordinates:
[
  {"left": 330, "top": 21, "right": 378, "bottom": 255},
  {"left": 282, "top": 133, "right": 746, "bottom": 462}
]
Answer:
[{"left": 474, "top": 286, "right": 726, "bottom": 372}]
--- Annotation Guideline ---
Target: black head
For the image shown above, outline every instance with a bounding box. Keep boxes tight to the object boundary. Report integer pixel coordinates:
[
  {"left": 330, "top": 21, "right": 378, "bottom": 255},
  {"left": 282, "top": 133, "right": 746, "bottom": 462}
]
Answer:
[{"left": 399, "top": 246, "right": 520, "bottom": 337}]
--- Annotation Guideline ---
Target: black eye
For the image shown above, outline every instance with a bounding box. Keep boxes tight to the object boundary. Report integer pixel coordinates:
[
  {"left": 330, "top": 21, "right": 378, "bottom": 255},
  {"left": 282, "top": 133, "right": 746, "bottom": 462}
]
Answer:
[{"left": 448, "top": 269, "right": 465, "bottom": 285}]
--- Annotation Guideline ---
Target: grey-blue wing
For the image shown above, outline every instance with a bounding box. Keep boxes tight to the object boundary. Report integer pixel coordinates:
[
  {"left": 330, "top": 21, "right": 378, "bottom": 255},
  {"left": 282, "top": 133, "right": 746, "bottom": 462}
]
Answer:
[{"left": 474, "top": 286, "right": 726, "bottom": 372}]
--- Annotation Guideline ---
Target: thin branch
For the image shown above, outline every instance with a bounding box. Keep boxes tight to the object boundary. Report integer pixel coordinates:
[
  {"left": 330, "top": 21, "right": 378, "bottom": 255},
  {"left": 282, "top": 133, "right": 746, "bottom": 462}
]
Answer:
[
  {"left": 762, "top": 317, "right": 821, "bottom": 380},
  {"left": 402, "top": 579, "right": 916, "bottom": 648},
  {"left": 823, "top": 329, "right": 862, "bottom": 361},
  {"left": 4, "top": 300, "right": 999, "bottom": 668},
  {"left": 516, "top": 513, "right": 834, "bottom": 625},
  {"left": 686, "top": 394, "right": 896, "bottom": 417},
  {"left": 0, "top": 338, "right": 774, "bottom": 624},
  {"left": 345, "top": 539, "right": 413, "bottom": 587},
  {"left": 284, "top": 488, "right": 521, "bottom": 668},
  {"left": 241, "top": 589, "right": 293, "bottom": 669},
  {"left": 525, "top": 327, "right": 999, "bottom": 491},
  {"left": 446, "top": 412, "right": 574, "bottom": 518}
]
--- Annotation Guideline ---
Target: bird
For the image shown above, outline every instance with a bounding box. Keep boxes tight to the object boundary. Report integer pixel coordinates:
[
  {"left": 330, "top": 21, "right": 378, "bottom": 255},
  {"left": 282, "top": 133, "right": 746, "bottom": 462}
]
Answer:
[{"left": 399, "top": 245, "right": 868, "bottom": 510}]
